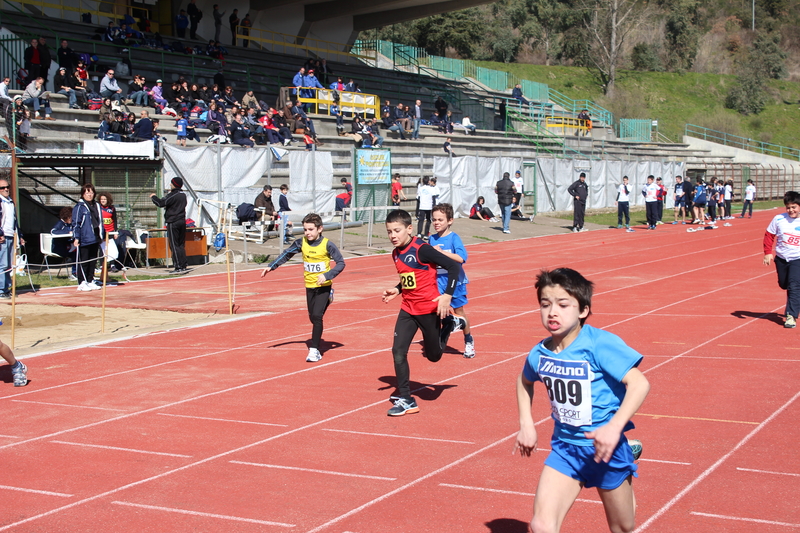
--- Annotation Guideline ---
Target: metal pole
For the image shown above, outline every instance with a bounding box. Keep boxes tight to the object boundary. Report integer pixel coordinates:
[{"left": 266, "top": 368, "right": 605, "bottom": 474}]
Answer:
[
  {"left": 311, "top": 144, "right": 317, "bottom": 212},
  {"left": 217, "top": 142, "right": 223, "bottom": 207},
  {"left": 124, "top": 167, "right": 130, "bottom": 228}
]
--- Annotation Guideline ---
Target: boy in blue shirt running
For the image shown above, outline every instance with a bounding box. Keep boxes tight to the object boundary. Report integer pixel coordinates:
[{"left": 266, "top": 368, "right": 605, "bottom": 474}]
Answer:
[
  {"left": 515, "top": 268, "right": 649, "bottom": 533},
  {"left": 429, "top": 203, "right": 472, "bottom": 357}
]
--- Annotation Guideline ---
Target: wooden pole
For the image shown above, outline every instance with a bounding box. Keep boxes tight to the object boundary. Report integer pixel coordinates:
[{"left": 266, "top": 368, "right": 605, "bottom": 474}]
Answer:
[
  {"left": 10, "top": 233, "right": 17, "bottom": 350},
  {"left": 101, "top": 230, "right": 110, "bottom": 333}
]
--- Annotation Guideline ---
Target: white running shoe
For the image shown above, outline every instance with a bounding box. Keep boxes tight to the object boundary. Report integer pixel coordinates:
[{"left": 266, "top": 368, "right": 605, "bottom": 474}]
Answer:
[
  {"left": 89, "top": 281, "right": 102, "bottom": 291},
  {"left": 463, "top": 340, "right": 475, "bottom": 359},
  {"left": 306, "top": 348, "right": 322, "bottom": 362},
  {"left": 77, "top": 282, "right": 92, "bottom": 292}
]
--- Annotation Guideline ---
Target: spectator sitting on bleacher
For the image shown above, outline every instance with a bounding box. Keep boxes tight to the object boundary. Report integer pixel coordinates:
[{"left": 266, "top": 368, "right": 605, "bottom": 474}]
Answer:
[
  {"left": 178, "top": 80, "right": 192, "bottom": 106},
  {"left": 103, "top": 22, "right": 120, "bottom": 43},
  {"left": 190, "top": 83, "right": 205, "bottom": 105},
  {"left": 443, "top": 137, "right": 454, "bottom": 155},
  {"left": 54, "top": 67, "right": 79, "bottom": 109},
  {"left": 206, "top": 40, "right": 224, "bottom": 60},
  {"left": 273, "top": 108, "right": 294, "bottom": 143},
  {"left": 98, "top": 113, "right": 121, "bottom": 141},
  {"left": 367, "top": 118, "right": 383, "bottom": 147},
  {"left": 438, "top": 110, "right": 454, "bottom": 134},
  {"left": 230, "top": 114, "right": 254, "bottom": 147},
  {"left": 344, "top": 79, "right": 357, "bottom": 92},
  {"left": 125, "top": 112, "right": 136, "bottom": 136},
  {"left": 75, "top": 60, "right": 89, "bottom": 90},
  {"left": 512, "top": 83, "right": 528, "bottom": 106},
  {"left": 132, "top": 109, "right": 154, "bottom": 140},
  {"left": 281, "top": 99, "right": 296, "bottom": 131},
  {"left": 128, "top": 75, "right": 149, "bottom": 106},
  {"left": 382, "top": 111, "right": 406, "bottom": 140},
  {"left": 205, "top": 101, "right": 227, "bottom": 136},
  {"left": 258, "top": 109, "right": 290, "bottom": 146},
  {"left": 242, "top": 90, "right": 260, "bottom": 111},
  {"left": 98, "top": 97, "right": 113, "bottom": 118},
  {"left": 224, "top": 104, "right": 240, "bottom": 125},
  {"left": 458, "top": 115, "right": 477, "bottom": 135},
  {"left": 149, "top": 79, "right": 167, "bottom": 112},
  {"left": 221, "top": 86, "right": 239, "bottom": 109},
  {"left": 382, "top": 99, "right": 392, "bottom": 117},
  {"left": 303, "top": 127, "right": 315, "bottom": 150},
  {"left": 99, "top": 69, "right": 123, "bottom": 102},
  {"left": 162, "top": 81, "right": 178, "bottom": 109},
  {"left": 395, "top": 103, "right": 411, "bottom": 132},
  {"left": 291, "top": 99, "right": 322, "bottom": 144},
  {"left": 110, "top": 111, "right": 128, "bottom": 140},
  {"left": 22, "top": 77, "right": 55, "bottom": 120}
]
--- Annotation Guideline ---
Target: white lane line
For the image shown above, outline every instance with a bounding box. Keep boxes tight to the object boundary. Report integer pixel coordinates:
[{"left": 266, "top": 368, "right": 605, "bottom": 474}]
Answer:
[
  {"left": 156, "top": 413, "right": 288, "bottom": 427},
  {"left": 229, "top": 461, "right": 396, "bottom": 481},
  {"left": 639, "top": 458, "right": 692, "bottom": 465},
  {"left": 690, "top": 512, "right": 800, "bottom": 528},
  {"left": 0, "top": 435, "right": 20, "bottom": 439},
  {"left": 634, "top": 389, "right": 800, "bottom": 532},
  {"left": 51, "top": 441, "right": 192, "bottom": 458},
  {"left": 321, "top": 428, "right": 474, "bottom": 445},
  {"left": 0, "top": 485, "right": 72, "bottom": 497},
  {"left": 110, "top": 501, "right": 294, "bottom": 527},
  {"left": 438, "top": 483, "right": 602, "bottom": 504},
  {"left": 737, "top": 467, "right": 800, "bottom": 477},
  {"left": 11, "top": 400, "right": 127, "bottom": 412}
]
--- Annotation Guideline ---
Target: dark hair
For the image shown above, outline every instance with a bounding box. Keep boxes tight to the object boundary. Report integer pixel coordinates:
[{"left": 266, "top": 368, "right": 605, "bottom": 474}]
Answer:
[
  {"left": 340, "top": 177, "right": 347, "bottom": 183},
  {"left": 98, "top": 191, "right": 114, "bottom": 205},
  {"left": 432, "top": 202, "right": 454, "bottom": 220},
  {"left": 647, "top": 175, "right": 654, "bottom": 181},
  {"left": 477, "top": 195, "right": 485, "bottom": 203},
  {"left": 535, "top": 268, "right": 594, "bottom": 325},
  {"left": 80, "top": 183, "right": 96, "bottom": 197},
  {"left": 262, "top": 184, "right": 272, "bottom": 191},
  {"left": 386, "top": 209, "right": 412, "bottom": 227},
  {"left": 784, "top": 191, "right": 800, "bottom": 206},
  {"left": 393, "top": 173, "right": 400, "bottom": 180},
  {"left": 302, "top": 213, "right": 323, "bottom": 228},
  {"left": 280, "top": 184, "right": 288, "bottom": 191},
  {"left": 59, "top": 206, "right": 72, "bottom": 220},
  {"left": 422, "top": 176, "right": 430, "bottom": 186},
  {"left": 579, "top": 172, "right": 586, "bottom": 178}
]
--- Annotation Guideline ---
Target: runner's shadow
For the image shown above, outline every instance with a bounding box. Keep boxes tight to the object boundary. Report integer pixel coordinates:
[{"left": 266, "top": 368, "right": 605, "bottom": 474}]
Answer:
[
  {"left": 731, "top": 311, "right": 784, "bottom": 325},
  {"left": 377, "top": 376, "right": 456, "bottom": 402},
  {"left": 485, "top": 518, "right": 529, "bottom": 533},
  {"left": 269, "top": 340, "right": 344, "bottom": 352},
  {"left": 0, "top": 366, "right": 30, "bottom": 385}
]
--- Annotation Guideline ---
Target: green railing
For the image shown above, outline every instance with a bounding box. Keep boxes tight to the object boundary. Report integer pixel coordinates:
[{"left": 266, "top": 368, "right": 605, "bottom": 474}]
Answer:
[
  {"left": 505, "top": 108, "right": 600, "bottom": 160},
  {"left": 685, "top": 124, "right": 800, "bottom": 161},
  {"left": 548, "top": 88, "right": 613, "bottom": 127},
  {"left": 618, "top": 119, "right": 652, "bottom": 142}
]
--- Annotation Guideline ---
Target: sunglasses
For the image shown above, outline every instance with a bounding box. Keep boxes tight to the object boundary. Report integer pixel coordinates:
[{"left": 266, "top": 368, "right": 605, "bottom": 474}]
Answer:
[{"left": 0, "top": 186, "right": 10, "bottom": 190}]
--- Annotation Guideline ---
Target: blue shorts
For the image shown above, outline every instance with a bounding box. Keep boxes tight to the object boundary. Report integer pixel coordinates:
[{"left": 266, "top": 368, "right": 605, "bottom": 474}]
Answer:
[
  {"left": 451, "top": 292, "right": 468, "bottom": 309},
  {"left": 674, "top": 198, "right": 685, "bottom": 207},
  {"left": 544, "top": 436, "right": 638, "bottom": 489}
]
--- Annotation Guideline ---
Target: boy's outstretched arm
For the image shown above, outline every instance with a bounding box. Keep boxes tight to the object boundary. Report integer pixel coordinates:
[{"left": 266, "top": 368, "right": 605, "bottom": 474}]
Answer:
[
  {"left": 515, "top": 373, "right": 538, "bottom": 457},
  {"left": 584, "top": 368, "right": 650, "bottom": 463}
]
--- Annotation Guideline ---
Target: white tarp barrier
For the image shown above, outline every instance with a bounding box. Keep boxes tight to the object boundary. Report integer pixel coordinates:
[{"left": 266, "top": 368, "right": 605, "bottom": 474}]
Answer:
[
  {"left": 433, "top": 156, "right": 523, "bottom": 217},
  {"left": 287, "top": 151, "right": 335, "bottom": 221},
  {"left": 83, "top": 139, "right": 155, "bottom": 159},
  {"left": 535, "top": 159, "right": 685, "bottom": 213}
]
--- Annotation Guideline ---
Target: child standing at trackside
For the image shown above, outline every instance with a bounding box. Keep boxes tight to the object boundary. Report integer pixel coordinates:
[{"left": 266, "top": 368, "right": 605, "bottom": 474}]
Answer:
[
  {"left": 692, "top": 177, "right": 707, "bottom": 224},
  {"left": 278, "top": 184, "right": 294, "bottom": 244},
  {"left": 615, "top": 176, "right": 631, "bottom": 229},
  {"left": 672, "top": 175, "right": 686, "bottom": 225},
  {"left": 176, "top": 115, "right": 188, "bottom": 146},
  {"left": 724, "top": 180, "right": 734, "bottom": 219},
  {"left": 515, "top": 268, "right": 650, "bottom": 533},
  {"left": 416, "top": 176, "right": 435, "bottom": 240},
  {"left": 382, "top": 209, "right": 465, "bottom": 417},
  {"left": 429, "top": 203, "right": 475, "bottom": 358},
  {"left": 741, "top": 179, "right": 756, "bottom": 218},
  {"left": 261, "top": 213, "right": 345, "bottom": 362},
  {"left": 642, "top": 175, "right": 658, "bottom": 230},
  {"left": 391, "top": 173, "right": 406, "bottom": 207},
  {"left": 763, "top": 191, "right": 800, "bottom": 328}
]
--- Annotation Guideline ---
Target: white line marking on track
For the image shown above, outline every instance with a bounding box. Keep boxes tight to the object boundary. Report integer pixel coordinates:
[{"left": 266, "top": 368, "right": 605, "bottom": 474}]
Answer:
[
  {"left": 110, "top": 501, "right": 295, "bottom": 527},
  {"left": 0, "top": 435, "right": 20, "bottom": 438},
  {"left": 438, "top": 483, "right": 602, "bottom": 504},
  {"left": 229, "top": 461, "right": 397, "bottom": 481},
  {"left": 0, "top": 485, "right": 72, "bottom": 497},
  {"left": 634, "top": 389, "right": 800, "bottom": 532},
  {"left": 10, "top": 400, "right": 128, "bottom": 412},
  {"left": 156, "top": 413, "right": 289, "bottom": 427},
  {"left": 51, "top": 441, "right": 192, "bottom": 458},
  {"left": 321, "top": 428, "right": 474, "bottom": 445},
  {"left": 737, "top": 467, "right": 800, "bottom": 477},
  {"left": 690, "top": 512, "right": 800, "bottom": 528},
  {"left": 639, "top": 458, "right": 692, "bottom": 465}
]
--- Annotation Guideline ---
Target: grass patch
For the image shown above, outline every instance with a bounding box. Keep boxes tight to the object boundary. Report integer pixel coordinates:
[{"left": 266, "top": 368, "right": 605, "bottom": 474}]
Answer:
[{"left": 472, "top": 235, "right": 498, "bottom": 241}]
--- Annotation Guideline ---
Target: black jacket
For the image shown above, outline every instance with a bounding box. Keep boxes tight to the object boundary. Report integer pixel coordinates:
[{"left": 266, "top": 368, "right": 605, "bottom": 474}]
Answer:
[
  {"left": 495, "top": 177, "right": 516, "bottom": 206},
  {"left": 567, "top": 179, "right": 589, "bottom": 202},
  {"left": 151, "top": 189, "right": 187, "bottom": 224}
]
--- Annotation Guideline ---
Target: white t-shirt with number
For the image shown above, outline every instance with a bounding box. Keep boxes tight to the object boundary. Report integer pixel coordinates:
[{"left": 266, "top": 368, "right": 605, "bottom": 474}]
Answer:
[
  {"left": 768, "top": 212, "right": 800, "bottom": 261},
  {"left": 745, "top": 184, "right": 756, "bottom": 201}
]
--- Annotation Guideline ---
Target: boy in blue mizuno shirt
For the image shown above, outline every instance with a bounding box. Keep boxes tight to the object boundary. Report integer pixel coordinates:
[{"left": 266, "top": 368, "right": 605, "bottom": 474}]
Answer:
[{"left": 515, "top": 268, "right": 650, "bottom": 533}]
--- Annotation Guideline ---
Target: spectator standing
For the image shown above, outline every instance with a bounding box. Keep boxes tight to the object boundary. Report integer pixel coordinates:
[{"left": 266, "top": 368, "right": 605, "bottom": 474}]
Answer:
[
  {"left": 672, "top": 175, "right": 686, "bottom": 224},
  {"left": 642, "top": 175, "right": 659, "bottom": 230},
  {"left": 99, "top": 69, "right": 123, "bottom": 102},
  {"left": 0, "top": 77, "right": 11, "bottom": 114},
  {"left": 72, "top": 183, "right": 103, "bottom": 291},
  {"left": 0, "top": 178, "right": 24, "bottom": 298},
  {"left": 23, "top": 38, "right": 41, "bottom": 85},
  {"left": 412, "top": 99, "right": 422, "bottom": 140},
  {"left": 391, "top": 173, "right": 406, "bottom": 206},
  {"left": 97, "top": 192, "right": 132, "bottom": 272},
  {"left": 292, "top": 67, "right": 305, "bottom": 98},
  {"left": 655, "top": 177, "right": 667, "bottom": 224},
  {"left": 175, "top": 10, "right": 189, "bottom": 38},
  {"left": 495, "top": 171, "right": 516, "bottom": 234},
  {"left": 512, "top": 170, "right": 524, "bottom": 195},
  {"left": 416, "top": 176, "right": 435, "bottom": 240},
  {"left": 434, "top": 96, "right": 448, "bottom": 120},
  {"left": 567, "top": 172, "right": 589, "bottom": 232},
  {"left": 150, "top": 177, "right": 188, "bottom": 273},
  {"left": 22, "top": 77, "right": 55, "bottom": 120},
  {"left": 213, "top": 5, "right": 224, "bottom": 43},
  {"left": 228, "top": 9, "right": 239, "bottom": 46},
  {"left": 187, "top": 0, "right": 202, "bottom": 40},
  {"left": 37, "top": 37, "right": 52, "bottom": 86},
  {"left": 741, "top": 179, "right": 756, "bottom": 218},
  {"left": 616, "top": 176, "right": 631, "bottom": 229},
  {"left": 692, "top": 177, "right": 707, "bottom": 224},
  {"left": 56, "top": 39, "right": 75, "bottom": 77},
  {"left": 241, "top": 14, "right": 252, "bottom": 47},
  {"left": 682, "top": 173, "right": 695, "bottom": 218},
  {"left": 724, "top": 180, "right": 734, "bottom": 219}
]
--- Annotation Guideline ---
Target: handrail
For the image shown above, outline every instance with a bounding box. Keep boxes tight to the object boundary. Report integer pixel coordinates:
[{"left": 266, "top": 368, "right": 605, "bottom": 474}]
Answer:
[
  {"left": 6, "top": 0, "right": 157, "bottom": 33},
  {"left": 282, "top": 86, "right": 380, "bottom": 117},
  {"left": 685, "top": 124, "right": 800, "bottom": 161},
  {"left": 548, "top": 88, "right": 613, "bottom": 127},
  {"left": 505, "top": 108, "right": 599, "bottom": 160}
]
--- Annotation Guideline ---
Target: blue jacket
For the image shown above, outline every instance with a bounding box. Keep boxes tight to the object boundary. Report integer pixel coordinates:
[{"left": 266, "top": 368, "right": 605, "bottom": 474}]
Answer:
[
  {"left": 133, "top": 117, "right": 153, "bottom": 140},
  {"left": 71, "top": 199, "right": 104, "bottom": 245}
]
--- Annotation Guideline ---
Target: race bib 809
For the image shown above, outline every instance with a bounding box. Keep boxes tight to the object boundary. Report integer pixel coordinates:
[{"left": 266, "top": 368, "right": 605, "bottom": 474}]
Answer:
[{"left": 538, "top": 355, "right": 592, "bottom": 427}]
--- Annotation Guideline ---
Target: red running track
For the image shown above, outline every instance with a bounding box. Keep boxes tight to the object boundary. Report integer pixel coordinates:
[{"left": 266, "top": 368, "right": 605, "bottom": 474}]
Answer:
[{"left": 0, "top": 215, "right": 798, "bottom": 532}]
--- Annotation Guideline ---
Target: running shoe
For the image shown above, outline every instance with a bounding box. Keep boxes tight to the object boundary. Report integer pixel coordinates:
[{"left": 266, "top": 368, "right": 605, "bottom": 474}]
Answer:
[
  {"left": 12, "top": 361, "right": 27, "bottom": 387},
  {"left": 626, "top": 228, "right": 635, "bottom": 233},
  {"left": 464, "top": 340, "right": 475, "bottom": 359},
  {"left": 785, "top": 315, "right": 796, "bottom": 328},
  {"left": 440, "top": 315, "right": 466, "bottom": 348},
  {"left": 671, "top": 221, "right": 678, "bottom": 225},
  {"left": 502, "top": 229, "right": 511, "bottom": 234},
  {"left": 67, "top": 274, "right": 78, "bottom": 281},
  {"left": 77, "top": 282, "right": 93, "bottom": 292},
  {"left": 306, "top": 348, "right": 323, "bottom": 362},
  {"left": 629, "top": 439, "right": 643, "bottom": 461},
  {"left": 617, "top": 224, "right": 623, "bottom": 229},
  {"left": 387, "top": 397, "right": 419, "bottom": 416}
]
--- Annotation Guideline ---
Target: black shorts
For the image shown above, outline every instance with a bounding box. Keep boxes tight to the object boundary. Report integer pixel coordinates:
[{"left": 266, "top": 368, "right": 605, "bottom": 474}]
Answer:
[{"left": 694, "top": 202, "right": 706, "bottom": 208}]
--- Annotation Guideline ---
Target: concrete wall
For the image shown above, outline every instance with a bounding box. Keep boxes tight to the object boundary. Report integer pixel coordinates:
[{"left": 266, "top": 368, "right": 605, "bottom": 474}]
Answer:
[{"left": 684, "top": 135, "right": 800, "bottom": 170}]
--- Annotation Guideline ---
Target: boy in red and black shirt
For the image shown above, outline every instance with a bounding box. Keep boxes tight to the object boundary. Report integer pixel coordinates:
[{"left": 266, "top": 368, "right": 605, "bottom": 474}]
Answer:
[{"left": 382, "top": 209, "right": 465, "bottom": 416}]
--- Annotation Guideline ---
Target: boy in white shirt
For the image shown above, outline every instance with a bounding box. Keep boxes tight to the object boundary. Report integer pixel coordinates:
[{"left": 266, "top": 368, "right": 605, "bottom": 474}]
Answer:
[
  {"left": 763, "top": 190, "right": 800, "bottom": 328},
  {"left": 615, "top": 176, "right": 631, "bottom": 229},
  {"left": 740, "top": 179, "right": 756, "bottom": 218}
]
